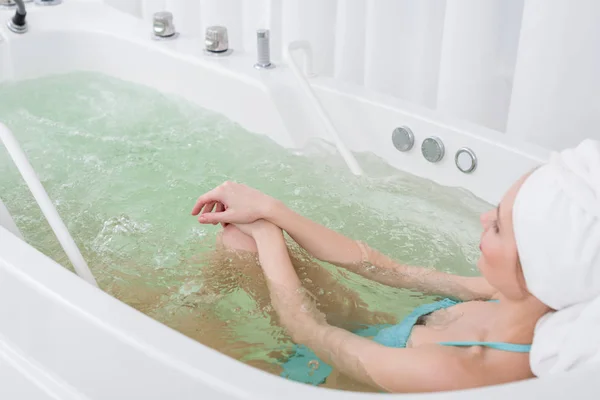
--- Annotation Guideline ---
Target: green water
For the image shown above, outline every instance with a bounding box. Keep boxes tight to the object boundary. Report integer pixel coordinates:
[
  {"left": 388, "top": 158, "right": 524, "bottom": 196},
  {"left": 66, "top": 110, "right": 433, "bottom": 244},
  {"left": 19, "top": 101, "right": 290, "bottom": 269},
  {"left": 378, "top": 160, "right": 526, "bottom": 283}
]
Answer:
[{"left": 0, "top": 72, "right": 490, "bottom": 389}]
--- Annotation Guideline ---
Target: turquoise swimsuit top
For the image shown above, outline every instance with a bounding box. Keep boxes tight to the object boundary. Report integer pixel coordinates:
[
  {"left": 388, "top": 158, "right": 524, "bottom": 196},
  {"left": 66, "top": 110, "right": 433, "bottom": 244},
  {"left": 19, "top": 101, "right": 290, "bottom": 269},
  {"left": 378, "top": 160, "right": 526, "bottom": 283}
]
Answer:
[
  {"left": 281, "top": 298, "right": 532, "bottom": 386},
  {"left": 372, "top": 297, "right": 532, "bottom": 352}
]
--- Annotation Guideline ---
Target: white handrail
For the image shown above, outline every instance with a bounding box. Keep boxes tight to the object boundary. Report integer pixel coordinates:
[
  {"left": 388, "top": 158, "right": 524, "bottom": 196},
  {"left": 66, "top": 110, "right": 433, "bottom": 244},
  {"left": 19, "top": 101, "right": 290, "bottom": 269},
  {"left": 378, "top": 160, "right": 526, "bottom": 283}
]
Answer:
[
  {"left": 0, "top": 198, "right": 23, "bottom": 240},
  {"left": 0, "top": 122, "right": 98, "bottom": 287},
  {"left": 285, "top": 41, "right": 363, "bottom": 176}
]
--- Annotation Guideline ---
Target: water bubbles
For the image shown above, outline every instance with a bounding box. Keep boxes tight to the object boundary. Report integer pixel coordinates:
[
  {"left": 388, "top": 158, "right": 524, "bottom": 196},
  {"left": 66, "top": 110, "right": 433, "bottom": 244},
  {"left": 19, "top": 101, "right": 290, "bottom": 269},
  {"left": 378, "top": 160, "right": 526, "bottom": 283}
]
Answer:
[
  {"left": 189, "top": 227, "right": 207, "bottom": 239},
  {"left": 152, "top": 248, "right": 179, "bottom": 268},
  {"left": 179, "top": 281, "right": 202, "bottom": 296},
  {"left": 98, "top": 215, "right": 151, "bottom": 236}
]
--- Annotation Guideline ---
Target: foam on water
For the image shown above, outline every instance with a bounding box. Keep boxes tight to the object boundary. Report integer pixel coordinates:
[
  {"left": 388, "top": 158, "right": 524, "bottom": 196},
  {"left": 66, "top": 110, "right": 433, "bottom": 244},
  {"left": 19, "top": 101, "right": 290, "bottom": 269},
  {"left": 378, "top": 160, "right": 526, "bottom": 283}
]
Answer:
[{"left": 0, "top": 72, "right": 491, "bottom": 390}]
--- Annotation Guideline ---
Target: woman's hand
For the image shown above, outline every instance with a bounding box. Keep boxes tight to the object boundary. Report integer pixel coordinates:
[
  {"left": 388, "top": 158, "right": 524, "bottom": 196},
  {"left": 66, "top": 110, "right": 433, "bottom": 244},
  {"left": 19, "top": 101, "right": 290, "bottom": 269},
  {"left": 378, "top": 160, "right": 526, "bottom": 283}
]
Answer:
[{"left": 191, "top": 181, "right": 281, "bottom": 225}]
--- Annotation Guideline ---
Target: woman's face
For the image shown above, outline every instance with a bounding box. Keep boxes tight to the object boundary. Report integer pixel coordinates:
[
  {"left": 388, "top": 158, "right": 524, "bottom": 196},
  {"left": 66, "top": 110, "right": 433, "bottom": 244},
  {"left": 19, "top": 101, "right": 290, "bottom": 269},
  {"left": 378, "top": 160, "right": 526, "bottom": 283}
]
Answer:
[{"left": 477, "top": 173, "right": 531, "bottom": 299}]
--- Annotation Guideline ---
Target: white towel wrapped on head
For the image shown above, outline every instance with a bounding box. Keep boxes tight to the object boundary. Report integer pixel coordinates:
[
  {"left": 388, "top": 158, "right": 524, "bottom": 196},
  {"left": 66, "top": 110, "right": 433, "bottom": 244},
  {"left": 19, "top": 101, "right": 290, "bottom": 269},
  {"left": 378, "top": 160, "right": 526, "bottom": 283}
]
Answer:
[{"left": 513, "top": 139, "right": 600, "bottom": 376}]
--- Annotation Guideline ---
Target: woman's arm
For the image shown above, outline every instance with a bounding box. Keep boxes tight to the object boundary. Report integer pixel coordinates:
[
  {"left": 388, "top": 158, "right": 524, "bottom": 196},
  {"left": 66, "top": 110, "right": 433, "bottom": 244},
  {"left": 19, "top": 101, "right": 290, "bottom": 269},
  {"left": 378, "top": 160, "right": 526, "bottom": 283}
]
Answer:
[
  {"left": 267, "top": 201, "right": 363, "bottom": 265},
  {"left": 267, "top": 202, "right": 495, "bottom": 301},
  {"left": 249, "top": 221, "right": 493, "bottom": 393},
  {"left": 192, "top": 182, "right": 496, "bottom": 301}
]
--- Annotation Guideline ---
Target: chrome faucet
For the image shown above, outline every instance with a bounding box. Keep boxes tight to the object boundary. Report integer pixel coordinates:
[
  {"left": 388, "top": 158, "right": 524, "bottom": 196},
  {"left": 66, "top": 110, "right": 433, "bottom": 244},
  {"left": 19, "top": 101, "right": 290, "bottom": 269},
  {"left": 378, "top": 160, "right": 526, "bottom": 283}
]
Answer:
[
  {"left": 254, "top": 29, "right": 275, "bottom": 69},
  {"left": 3, "top": 0, "right": 27, "bottom": 34}
]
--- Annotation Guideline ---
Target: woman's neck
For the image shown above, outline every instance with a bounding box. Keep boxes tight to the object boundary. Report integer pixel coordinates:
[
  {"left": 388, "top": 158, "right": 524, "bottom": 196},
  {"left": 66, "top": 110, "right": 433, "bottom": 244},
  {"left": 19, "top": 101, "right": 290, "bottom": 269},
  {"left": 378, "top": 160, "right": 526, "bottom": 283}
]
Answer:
[{"left": 492, "top": 293, "right": 551, "bottom": 340}]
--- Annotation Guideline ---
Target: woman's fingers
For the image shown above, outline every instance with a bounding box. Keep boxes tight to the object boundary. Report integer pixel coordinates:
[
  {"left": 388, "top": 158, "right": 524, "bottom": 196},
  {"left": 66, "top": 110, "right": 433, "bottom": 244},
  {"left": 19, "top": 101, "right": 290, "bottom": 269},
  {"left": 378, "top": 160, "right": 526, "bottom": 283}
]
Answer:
[
  {"left": 200, "top": 202, "right": 216, "bottom": 216},
  {"left": 192, "top": 181, "right": 268, "bottom": 224},
  {"left": 213, "top": 202, "right": 225, "bottom": 225},
  {"left": 191, "top": 187, "right": 222, "bottom": 215},
  {"left": 196, "top": 202, "right": 226, "bottom": 225},
  {"left": 198, "top": 209, "right": 235, "bottom": 224}
]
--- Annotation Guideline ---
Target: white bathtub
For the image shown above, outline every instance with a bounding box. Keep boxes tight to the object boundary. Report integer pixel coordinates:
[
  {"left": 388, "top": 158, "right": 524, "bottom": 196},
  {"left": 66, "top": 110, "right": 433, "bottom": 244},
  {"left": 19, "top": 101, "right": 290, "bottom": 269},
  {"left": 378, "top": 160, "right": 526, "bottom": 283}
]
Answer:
[{"left": 0, "top": 1, "right": 595, "bottom": 399}]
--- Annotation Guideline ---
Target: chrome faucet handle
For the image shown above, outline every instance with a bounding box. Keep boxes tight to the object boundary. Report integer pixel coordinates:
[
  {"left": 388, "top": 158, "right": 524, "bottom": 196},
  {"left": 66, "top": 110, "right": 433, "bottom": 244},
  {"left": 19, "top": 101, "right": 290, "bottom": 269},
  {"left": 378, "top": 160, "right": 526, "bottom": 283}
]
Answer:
[
  {"left": 152, "top": 11, "right": 178, "bottom": 40},
  {"left": 204, "top": 26, "right": 232, "bottom": 56},
  {"left": 4, "top": 0, "right": 27, "bottom": 33}
]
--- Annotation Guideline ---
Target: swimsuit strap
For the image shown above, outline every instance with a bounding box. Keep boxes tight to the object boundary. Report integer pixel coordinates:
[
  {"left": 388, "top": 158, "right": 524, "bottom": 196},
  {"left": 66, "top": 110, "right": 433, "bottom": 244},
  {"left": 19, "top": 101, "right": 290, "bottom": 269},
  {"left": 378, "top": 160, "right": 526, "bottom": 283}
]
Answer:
[
  {"left": 439, "top": 299, "right": 532, "bottom": 353},
  {"left": 438, "top": 341, "right": 531, "bottom": 353}
]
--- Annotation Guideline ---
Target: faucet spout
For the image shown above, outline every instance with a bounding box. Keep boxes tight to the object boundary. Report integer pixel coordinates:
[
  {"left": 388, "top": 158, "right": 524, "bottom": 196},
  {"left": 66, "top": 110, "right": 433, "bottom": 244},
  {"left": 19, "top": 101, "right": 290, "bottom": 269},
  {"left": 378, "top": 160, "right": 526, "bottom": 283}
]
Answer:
[{"left": 5, "top": 0, "right": 27, "bottom": 34}]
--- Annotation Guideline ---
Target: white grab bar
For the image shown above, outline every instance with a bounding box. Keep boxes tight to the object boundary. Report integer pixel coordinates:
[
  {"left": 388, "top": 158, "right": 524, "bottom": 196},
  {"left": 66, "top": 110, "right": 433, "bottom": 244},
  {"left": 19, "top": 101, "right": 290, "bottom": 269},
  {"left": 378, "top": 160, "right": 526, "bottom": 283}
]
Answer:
[
  {"left": 0, "top": 198, "right": 23, "bottom": 240},
  {"left": 285, "top": 41, "right": 363, "bottom": 176},
  {"left": 0, "top": 122, "right": 98, "bottom": 287}
]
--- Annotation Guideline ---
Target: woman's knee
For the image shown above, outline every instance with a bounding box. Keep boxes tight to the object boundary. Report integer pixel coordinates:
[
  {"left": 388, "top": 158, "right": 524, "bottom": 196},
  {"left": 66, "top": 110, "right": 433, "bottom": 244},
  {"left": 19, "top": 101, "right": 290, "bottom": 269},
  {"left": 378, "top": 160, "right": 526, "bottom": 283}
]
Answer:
[{"left": 217, "top": 224, "right": 258, "bottom": 253}]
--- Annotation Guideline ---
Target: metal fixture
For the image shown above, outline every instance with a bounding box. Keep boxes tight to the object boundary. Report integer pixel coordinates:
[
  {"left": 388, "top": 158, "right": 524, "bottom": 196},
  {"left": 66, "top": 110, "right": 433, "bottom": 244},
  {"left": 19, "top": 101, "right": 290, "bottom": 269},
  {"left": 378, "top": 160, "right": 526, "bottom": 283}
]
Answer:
[
  {"left": 204, "top": 25, "right": 233, "bottom": 56},
  {"left": 391, "top": 126, "right": 414, "bottom": 152},
  {"left": 455, "top": 147, "right": 478, "bottom": 173},
  {"left": 421, "top": 136, "right": 445, "bottom": 163},
  {"left": 0, "top": 0, "right": 31, "bottom": 9},
  {"left": 5, "top": 0, "right": 27, "bottom": 34},
  {"left": 151, "top": 11, "right": 179, "bottom": 40},
  {"left": 254, "top": 29, "right": 275, "bottom": 69},
  {"left": 34, "top": 0, "right": 61, "bottom": 5}
]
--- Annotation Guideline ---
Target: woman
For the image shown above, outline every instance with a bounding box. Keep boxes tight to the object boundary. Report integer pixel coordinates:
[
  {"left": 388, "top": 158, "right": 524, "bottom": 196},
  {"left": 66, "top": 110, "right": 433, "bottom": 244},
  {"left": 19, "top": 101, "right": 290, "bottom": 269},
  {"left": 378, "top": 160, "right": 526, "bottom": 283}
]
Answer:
[{"left": 191, "top": 139, "right": 600, "bottom": 393}]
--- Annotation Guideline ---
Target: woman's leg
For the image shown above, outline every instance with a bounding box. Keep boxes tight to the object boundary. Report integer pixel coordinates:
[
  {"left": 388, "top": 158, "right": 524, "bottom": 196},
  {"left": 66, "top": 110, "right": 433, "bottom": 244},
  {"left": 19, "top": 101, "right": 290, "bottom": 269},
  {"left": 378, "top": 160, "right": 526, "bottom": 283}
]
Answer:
[{"left": 218, "top": 225, "right": 389, "bottom": 391}]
